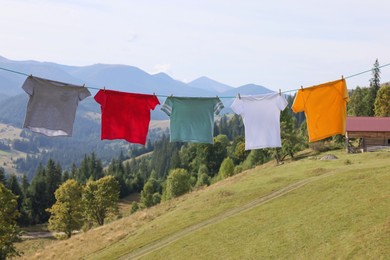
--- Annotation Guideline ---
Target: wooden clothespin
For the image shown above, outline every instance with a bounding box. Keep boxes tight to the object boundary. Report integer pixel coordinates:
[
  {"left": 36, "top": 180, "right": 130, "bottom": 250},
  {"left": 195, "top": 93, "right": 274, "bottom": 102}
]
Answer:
[
  {"left": 301, "top": 85, "right": 304, "bottom": 91},
  {"left": 238, "top": 93, "right": 241, "bottom": 99},
  {"left": 341, "top": 75, "right": 344, "bottom": 79}
]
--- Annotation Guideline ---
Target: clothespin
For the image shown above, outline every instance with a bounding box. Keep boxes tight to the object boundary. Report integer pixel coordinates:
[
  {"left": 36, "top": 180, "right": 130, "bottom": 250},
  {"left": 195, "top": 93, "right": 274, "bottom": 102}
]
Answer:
[
  {"left": 170, "top": 94, "right": 173, "bottom": 97},
  {"left": 238, "top": 93, "right": 241, "bottom": 99},
  {"left": 153, "top": 92, "right": 155, "bottom": 96},
  {"left": 83, "top": 84, "right": 85, "bottom": 88},
  {"left": 301, "top": 85, "right": 304, "bottom": 91},
  {"left": 103, "top": 86, "right": 106, "bottom": 92},
  {"left": 341, "top": 75, "right": 344, "bottom": 79},
  {"left": 279, "top": 89, "right": 281, "bottom": 96}
]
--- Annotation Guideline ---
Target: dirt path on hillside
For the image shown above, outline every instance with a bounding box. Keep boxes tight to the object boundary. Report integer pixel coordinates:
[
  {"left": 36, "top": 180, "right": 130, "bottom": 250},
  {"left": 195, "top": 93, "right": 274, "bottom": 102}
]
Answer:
[
  {"left": 21, "top": 232, "right": 54, "bottom": 239},
  {"left": 118, "top": 172, "right": 335, "bottom": 260}
]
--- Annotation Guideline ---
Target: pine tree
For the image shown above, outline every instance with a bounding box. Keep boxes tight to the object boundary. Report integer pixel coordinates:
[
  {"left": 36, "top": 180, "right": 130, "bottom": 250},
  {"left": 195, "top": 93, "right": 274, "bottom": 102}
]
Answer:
[
  {"left": 21, "top": 175, "right": 29, "bottom": 197},
  {"left": 70, "top": 163, "right": 78, "bottom": 180},
  {"left": 369, "top": 59, "right": 381, "bottom": 116},
  {"left": 0, "top": 167, "right": 6, "bottom": 185},
  {"left": 45, "top": 159, "right": 63, "bottom": 207},
  {"left": 62, "top": 171, "right": 70, "bottom": 183},
  {"left": 29, "top": 164, "right": 50, "bottom": 223},
  {"left": 20, "top": 174, "right": 32, "bottom": 226},
  {"left": 88, "top": 152, "right": 103, "bottom": 180},
  {"left": 6, "top": 175, "right": 27, "bottom": 225},
  {"left": 78, "top": 154, "right": 90, "bottom": 183}
]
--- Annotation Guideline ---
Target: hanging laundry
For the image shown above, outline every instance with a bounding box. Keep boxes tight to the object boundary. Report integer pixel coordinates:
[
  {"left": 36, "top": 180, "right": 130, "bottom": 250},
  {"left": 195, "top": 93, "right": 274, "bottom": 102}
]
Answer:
[
  {"left": 161, "top": 97, "right": 224, "bottom": 144},
  {"left": 22, "top": 76, "right": 91, "bottom": 136},
  {"left": 292, "top": 79, "right": 349, "bottom": 142},
  {"left": 231, "top": 93, "right": 288, "bottom": 150},
  {"left": 94, "top": 89, "right": 159, "bottom": 145}
]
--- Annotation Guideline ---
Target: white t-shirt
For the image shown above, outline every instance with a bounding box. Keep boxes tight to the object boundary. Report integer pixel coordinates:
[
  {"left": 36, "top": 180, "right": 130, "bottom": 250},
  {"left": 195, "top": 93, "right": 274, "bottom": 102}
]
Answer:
[
  {"left": 22, "top": 76, "right": 91, "bottom": 136},
  {"left": 231, "top": 93, "right": 288, "bottom": 150}
]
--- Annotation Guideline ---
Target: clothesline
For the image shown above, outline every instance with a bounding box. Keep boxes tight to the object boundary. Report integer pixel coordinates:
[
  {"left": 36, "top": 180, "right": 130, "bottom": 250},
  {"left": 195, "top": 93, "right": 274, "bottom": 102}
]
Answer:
[
  {"left": 1, "top": 62, "right": 390, "bottom": 97},
  {"left": 18, "top": 73, "right": 350, "bottom": 149},
  {"left": 281, "top": 62, "right": 390, "bottom": 94}
]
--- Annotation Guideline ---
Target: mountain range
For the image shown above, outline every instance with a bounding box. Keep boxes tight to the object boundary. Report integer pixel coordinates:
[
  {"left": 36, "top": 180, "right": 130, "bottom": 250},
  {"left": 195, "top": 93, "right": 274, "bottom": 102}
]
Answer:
[{"left": 0, "top": 55, "right": 273, "bottom": 98}]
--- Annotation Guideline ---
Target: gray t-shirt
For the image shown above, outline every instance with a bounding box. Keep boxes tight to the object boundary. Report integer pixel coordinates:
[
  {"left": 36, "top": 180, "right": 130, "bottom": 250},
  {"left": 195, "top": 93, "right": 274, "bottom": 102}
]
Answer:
[{"left": 22, "top": 76, "right": 91, "bottom": 136}]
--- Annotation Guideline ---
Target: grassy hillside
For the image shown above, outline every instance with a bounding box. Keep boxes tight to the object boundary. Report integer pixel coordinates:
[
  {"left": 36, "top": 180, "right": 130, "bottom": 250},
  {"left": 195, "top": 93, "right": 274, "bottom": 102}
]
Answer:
[
  {"left": 0, "top": 123, "right": 26, "bottom": 175},
  {"left": 16, "top": 149, "right": 390, "bottom": 259}
]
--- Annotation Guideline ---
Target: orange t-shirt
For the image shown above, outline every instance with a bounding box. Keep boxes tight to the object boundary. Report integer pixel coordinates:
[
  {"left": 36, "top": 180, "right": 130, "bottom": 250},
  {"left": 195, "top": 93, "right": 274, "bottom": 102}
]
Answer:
[{"left": 292, "top": 79, "right": 349, "bottom": 142}]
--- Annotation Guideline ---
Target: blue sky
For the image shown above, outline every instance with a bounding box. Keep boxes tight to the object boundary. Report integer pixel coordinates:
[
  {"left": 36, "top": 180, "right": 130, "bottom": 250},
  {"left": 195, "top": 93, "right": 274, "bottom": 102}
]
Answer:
[{"left": 1, "top": 0, "right": 390, "bottom": 91}]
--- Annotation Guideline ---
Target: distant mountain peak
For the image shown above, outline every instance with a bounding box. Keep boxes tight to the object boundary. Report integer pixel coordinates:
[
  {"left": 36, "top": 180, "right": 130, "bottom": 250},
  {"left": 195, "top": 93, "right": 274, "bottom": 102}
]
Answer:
[
  {"left": 188, "top": 76, "right": 233, "bottom": 93},
  {"left": 0, "top": 56, "right": 9, "bottom": 62}
]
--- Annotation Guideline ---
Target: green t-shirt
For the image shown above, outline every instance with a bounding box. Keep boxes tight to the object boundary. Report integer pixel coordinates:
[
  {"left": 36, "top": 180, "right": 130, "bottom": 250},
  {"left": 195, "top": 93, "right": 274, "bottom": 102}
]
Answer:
[{"left": 161, "top": 97, "right": 224, "bottom": 144}]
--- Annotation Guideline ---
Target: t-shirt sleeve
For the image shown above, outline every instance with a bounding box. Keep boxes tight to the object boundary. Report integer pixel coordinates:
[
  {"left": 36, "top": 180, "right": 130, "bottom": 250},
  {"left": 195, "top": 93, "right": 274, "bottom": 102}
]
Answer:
[
  {"left": 214, "top": 98, "right": 224, "bottom": 115},
  {"left": 79, "top": 87, "right": 91, "bottom": 101},
  {"left": 277, "top": 94, "right": 288, "bottom": 111},
  {"left": 22, "top": 76, "right": 34, "bottom": 96},
  {"left": 291, "top": 90, "right": 304, "bottom": 113},
  {"left": 342, "top": 79, "right": 349, "bottom": 102},
  {"left": 94, "top": 90, "right": 105, "bottom": 106},
  {"left": 231, "top": 97, "right": 243, "bottom": 115},
  {"left": 161, "top": 97, "right": 173, "bottom": 116},
  {"left": 148, "top": 95, "right": 160, "bottom": 110}
]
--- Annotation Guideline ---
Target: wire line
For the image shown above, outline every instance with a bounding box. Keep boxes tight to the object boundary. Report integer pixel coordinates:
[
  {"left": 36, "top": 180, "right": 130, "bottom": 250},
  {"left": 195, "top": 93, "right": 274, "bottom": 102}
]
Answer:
[
  {"left": 0, "top": 67, "right": 30, "bottom": 77},
  {"left": 1, "top": 62, "right": 390, "bottom": 98}
]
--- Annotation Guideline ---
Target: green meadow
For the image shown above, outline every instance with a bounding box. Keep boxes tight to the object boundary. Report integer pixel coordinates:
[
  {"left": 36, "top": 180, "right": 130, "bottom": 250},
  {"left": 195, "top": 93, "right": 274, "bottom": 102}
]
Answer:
[{"left": 18, "top": 149, "right": 390, "bottom": 259}]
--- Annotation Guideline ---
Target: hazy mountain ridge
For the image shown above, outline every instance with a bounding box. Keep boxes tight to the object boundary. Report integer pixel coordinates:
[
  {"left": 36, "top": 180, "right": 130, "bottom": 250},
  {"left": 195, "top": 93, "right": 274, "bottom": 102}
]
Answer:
[
  {"left": 0, "top": 55, "right": 275, "bottom": 117},
  {"left": 188, "top": 76, "right": 234, "bottom": 93},
  {"left": 0, "top": 56, "right": 273, "bottom": 97}
]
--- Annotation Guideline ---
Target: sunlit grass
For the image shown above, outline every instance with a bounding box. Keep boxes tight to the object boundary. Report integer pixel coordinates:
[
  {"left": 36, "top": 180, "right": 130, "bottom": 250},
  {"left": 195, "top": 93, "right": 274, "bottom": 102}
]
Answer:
[{"left": 16, "top": 150, "right": 390, "bottom": 259}]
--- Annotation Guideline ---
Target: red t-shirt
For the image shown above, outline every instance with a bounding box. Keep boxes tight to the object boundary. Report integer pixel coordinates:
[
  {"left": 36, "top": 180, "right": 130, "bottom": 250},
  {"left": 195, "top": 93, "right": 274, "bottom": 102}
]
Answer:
[{"left": 94, "top": 90, "right": 160, "bottom": 145}]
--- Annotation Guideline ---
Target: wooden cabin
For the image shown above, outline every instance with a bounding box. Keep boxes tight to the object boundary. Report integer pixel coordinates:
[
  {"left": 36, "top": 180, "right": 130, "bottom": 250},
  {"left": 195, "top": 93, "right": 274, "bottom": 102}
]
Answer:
[{"left": 345, "top": 117, "right": 390, "bottom": 153}]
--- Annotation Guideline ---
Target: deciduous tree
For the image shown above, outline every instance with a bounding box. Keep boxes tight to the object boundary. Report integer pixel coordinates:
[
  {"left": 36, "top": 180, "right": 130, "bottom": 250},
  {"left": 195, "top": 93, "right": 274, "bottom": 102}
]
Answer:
[
  {"left": 163, "top": 168, "right": 191, "bottom": 201},
  {"left": 47, "top": 179, "right": 83, "bottom": 238},
  {"left": 218, "top": 157, "right": 235, "bottom": 179},
  {"left": 195, "top": 164, "right": 210, "bottom": 187},
  {"left": 140, "top": 177, "right": 161, "bottom": 208},
  {"left": 82, "top": 176, "right": 120, "bottom": 226},
  {"left": 348, "top": 87, "right": 371, "bottom": 116},
  {"left": 374, "top": 84, "right": 390, "bottom": 116},
  {"left": 0, "top": 183, "right": 21, "bottom": 259}
]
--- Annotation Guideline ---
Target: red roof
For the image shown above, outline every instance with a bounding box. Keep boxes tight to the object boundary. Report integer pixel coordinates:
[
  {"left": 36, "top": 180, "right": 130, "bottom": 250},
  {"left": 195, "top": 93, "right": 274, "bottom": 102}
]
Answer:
[{"left": 346, "top": 117, "right": 390, "bottom": 132}]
